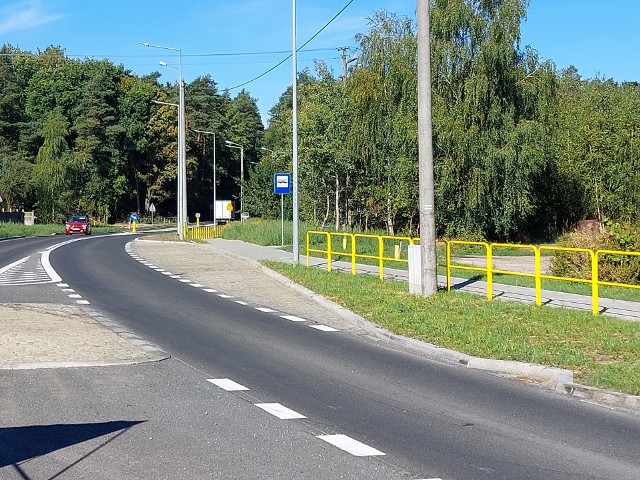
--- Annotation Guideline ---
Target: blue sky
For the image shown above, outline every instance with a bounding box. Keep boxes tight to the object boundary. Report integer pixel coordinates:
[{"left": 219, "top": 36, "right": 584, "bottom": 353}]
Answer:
[{"left": 2, "top": 0, "right": 639, "bottom": 125}]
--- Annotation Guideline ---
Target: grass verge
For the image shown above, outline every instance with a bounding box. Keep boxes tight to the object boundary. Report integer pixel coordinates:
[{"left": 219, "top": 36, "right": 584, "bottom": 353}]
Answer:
[
  {"left": 0, "top": 223, "right": 125, "bottom": 238},
  {"left": 265, "top": 261, "right": 640, "bottom": 396}
]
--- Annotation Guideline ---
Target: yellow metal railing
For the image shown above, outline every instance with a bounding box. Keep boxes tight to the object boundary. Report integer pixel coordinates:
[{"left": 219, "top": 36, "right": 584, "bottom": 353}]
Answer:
[
  {"left": 306, "top": 231, "right": 419, "bottom": 279},
  {"left": 186, "top": 224, "right": 225, "bottom": 240},
  {"left": 306, "top": 232, "right": 640, "bottom": 316},
  {"left": 447, "top": 241, "right": 640, "bottom": 315}
]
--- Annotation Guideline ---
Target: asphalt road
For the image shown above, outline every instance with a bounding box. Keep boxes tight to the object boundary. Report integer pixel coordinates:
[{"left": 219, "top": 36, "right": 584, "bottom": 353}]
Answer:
[
  {"left": 2, "top": 233, "right": 640, "bottom": 479},
  {"left": 33, "top": 234, "right": 640, "bottom": 479}
]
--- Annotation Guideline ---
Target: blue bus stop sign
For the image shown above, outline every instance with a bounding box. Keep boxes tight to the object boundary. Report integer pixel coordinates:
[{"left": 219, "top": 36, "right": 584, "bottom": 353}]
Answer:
[{"left": 274, "top": 173, "right": 291, "bottom": 195}]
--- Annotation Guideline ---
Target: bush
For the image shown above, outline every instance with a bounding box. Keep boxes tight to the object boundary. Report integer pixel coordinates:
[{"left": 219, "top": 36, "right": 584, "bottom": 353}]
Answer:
[{"left": 551, "top": 221, "right": 640, "bottom": 285}]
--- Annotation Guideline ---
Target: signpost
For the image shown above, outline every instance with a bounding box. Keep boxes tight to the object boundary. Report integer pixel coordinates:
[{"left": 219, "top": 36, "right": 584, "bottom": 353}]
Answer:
[
  {"left": 149, "top": 203, "right": 156, "bottom": 224},
  {"left": 130, "top": 212, "right": 139, "bottom": 233},
  {"left": 274, "top": 173, "right": 291, "bottom": 247}
]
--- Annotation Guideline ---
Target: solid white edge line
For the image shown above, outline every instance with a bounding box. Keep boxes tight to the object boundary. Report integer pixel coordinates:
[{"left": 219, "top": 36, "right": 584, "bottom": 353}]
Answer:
[
  {"left": 316, "top": 434, "right": 385, "bottom": 456},
  {"left": 207, "top": 379, "right": 249, "bottom": 391},
  {"left": 41, "top": 249, "right": 62, "bottom": 283},
  {"left": 255, "top": 403, "right": 306, "bottom": 420}
]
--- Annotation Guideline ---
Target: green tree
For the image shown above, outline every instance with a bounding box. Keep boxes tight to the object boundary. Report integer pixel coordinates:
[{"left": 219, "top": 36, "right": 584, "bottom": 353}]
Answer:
[
  {"left": 32, "top": 108, "right": 74, "bottom": 222},
  {"left": 348, "top": 11, "right": 419, "bottom": 234}
]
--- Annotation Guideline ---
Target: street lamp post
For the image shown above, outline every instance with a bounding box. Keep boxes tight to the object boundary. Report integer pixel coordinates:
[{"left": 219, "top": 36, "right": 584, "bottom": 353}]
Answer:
[
  {"left": 141, "top": 42, "right": 187, "bottom": 239},
  {"left": 225, "top": 140, "right": 244, "bottom": 219},
  {"left": 292, "top": 0, "right": 300, "bottom": 264},
  {"left": 193, "top": 129, "right": 217, "bottom": 225},
  {"left": 151, "top": 99, "right": 180, "bottom": 231}
]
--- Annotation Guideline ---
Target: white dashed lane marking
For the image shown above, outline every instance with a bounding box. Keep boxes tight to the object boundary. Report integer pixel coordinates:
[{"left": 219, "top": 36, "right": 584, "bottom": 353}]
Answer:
[
  {"left": 255, "top": 403, "right": 306, "bottom": 420},
  {"left": 124, "top": 242, "right": 340, "bottom": 333},
  {"left": 317, "top": 434, "right": 385, "bottom": 456},
  {"left": 309, "top": 324, "right": 339, "bottom": 332},
  {"left": 207, "top": 378, "right": 249, "bottom": 391},
  {"left": 281, "top": 315, "right": 307, "bottom": 322}
]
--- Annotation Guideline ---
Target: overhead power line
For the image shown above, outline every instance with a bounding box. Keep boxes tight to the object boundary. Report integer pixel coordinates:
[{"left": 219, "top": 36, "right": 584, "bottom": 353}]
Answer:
[{"left": 227, "top": 0, "right": 355, "bottom": 91}]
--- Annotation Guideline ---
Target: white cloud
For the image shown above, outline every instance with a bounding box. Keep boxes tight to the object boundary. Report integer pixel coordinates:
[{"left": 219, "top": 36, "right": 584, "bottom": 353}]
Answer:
[{"left": 0, "top": 1, "right": 63, "bottom": 34}]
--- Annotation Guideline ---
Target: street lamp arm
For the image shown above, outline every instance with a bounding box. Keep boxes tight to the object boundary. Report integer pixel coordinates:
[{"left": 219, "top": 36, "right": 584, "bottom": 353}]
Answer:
[
  {"left": 152, "top": 99, "right": 179, "bottom": 107},
  {"left": 140, "top": 42, "right": 180, "bottom": 53}
]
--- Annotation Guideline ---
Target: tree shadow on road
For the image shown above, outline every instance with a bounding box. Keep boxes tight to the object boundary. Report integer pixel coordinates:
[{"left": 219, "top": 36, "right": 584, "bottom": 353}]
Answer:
[{"left": 0, "top": 420, "right": 145, "bottom": 474}]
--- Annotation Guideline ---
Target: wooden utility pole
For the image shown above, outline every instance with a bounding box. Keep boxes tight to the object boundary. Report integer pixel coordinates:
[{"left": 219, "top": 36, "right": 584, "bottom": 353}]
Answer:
[{"left": 417, "top": 0, "right": 438, "bottom": 296}]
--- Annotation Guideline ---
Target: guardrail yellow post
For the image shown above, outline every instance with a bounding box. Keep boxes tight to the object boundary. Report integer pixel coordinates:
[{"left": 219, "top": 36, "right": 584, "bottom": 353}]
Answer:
[
  {"left": 350, "top": 234, "right": 356, "bottom": 275},
  {"left": 487, "top": 243, "right": 493, "bottom": 300},
  {"left": 378, "top": 237, "right": 384, "bottom": 279},
  {"left": 306, "top": 231, "right": 310, "bottom": 267},
  {"left": 446, "top": 241, "right": 451, "bottom": 291},
  {"left": 592, "top": 251, "right": 599, "bottom": 315},
  {"left": 534, "top": 246, "right": 541, "bottom": 306},
  {"left": 327, "top": 232, "right": 332, "bottom": 272}
]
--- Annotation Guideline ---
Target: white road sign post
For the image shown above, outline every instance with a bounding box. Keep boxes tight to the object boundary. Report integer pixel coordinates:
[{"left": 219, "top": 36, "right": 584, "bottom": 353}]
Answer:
[{"left": 148, "top": 203, "right": 156, "bottom": 224}]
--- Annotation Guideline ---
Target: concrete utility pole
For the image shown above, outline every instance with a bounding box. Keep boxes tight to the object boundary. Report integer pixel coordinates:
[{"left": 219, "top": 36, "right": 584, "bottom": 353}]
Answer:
[
  {"left": 339, "top": 46, "right": 348, "bottom": 82},
  {"left": 292, "top": 0, "right": 300, "bottom": 264},
  {"left": 417, "top": 0, "right": 438, "bottom": 296},
  {"left": 339, "top": 46, "right": 357, "bottom": 82}
]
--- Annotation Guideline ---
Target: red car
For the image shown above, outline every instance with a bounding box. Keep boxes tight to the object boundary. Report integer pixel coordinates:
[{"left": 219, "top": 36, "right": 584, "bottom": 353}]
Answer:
[{"left": 65, "top": 215, "right": 92, "bottom": 235}]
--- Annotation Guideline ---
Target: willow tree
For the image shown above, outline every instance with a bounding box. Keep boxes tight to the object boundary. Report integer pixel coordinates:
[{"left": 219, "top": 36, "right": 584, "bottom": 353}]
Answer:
[
  {"left": 296, "top": 62, "right": 354, "bottom": 230},
  {"left": 554, "top": 73, "right": 640, "bottom": 224},
  {"left": 348, "top": 11, "right": 418, "bottom": 235},
  {"left": 430, "top": 0, "right": 558, "bottom": 240}
]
